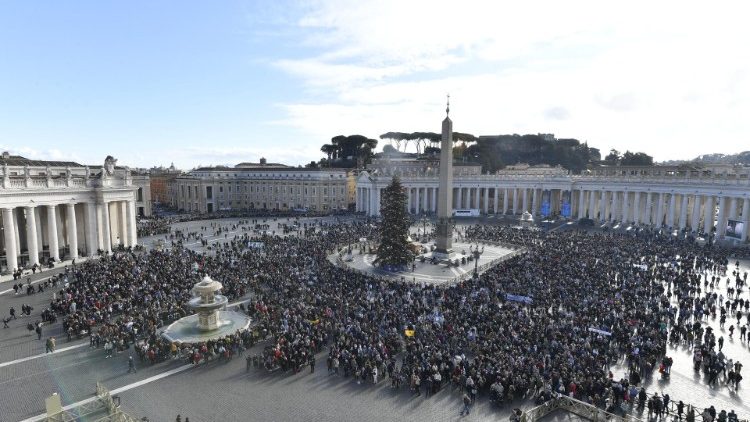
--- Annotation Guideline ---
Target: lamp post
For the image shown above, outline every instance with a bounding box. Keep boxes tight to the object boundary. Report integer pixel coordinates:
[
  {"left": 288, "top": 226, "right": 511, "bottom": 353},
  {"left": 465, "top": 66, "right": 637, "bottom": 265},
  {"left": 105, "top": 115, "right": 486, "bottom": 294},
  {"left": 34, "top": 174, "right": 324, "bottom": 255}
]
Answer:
[
  {"left": 420, "top": 214, "right": 429, "bottom": 241},
  {"left": 470, "top": 244, "right": 484, "bottom": 277}
]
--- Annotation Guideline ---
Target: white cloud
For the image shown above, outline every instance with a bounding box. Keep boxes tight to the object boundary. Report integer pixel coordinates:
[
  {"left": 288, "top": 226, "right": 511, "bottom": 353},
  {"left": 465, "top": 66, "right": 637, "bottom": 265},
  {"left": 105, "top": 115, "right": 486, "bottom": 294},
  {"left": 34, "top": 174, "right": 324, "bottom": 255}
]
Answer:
[{"left": 269, "top": 0, "right": 750, "bottom": 161}]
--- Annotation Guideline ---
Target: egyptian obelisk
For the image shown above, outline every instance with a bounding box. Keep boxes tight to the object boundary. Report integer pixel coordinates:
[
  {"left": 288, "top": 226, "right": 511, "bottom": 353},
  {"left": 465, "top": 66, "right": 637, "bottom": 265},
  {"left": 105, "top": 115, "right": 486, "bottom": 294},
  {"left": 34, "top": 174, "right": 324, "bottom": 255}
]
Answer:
[{"left": 434, "top": 96, "right": 454, "bottom": 257}]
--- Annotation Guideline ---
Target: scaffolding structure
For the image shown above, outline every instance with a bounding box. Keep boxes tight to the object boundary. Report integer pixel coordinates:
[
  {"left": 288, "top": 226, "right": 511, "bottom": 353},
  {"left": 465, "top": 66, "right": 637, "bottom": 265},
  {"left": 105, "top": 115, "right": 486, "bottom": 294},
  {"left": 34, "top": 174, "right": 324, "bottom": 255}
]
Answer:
[{"left": 45, "top": 382, "right": 142, "bottom": 422}]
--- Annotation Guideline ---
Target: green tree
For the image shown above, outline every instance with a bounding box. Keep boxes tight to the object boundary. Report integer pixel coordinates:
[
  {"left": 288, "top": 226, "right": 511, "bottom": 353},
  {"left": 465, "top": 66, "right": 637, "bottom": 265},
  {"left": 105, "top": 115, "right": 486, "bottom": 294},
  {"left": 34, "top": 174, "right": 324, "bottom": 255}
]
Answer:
[
  {"left": 620, "top": 151, "right": 654, "bottom": 166},
  {"left": 604, "top": 149, "right": 621, "bottom": 164},
  {"left": 374, "top": 177, "right": 412, "bottom": 269},
  {"left": 320, "top": 144, "right": 337, "bottom": 161},
  {"left": 380, "top": 132, "right": 410, "bottom": 152}
]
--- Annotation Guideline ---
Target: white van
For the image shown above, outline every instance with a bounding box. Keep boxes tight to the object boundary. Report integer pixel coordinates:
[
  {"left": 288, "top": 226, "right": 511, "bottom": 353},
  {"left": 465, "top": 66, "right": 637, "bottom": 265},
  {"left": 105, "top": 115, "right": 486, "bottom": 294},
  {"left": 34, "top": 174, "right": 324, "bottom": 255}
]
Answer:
[{"left": 453, "top": 209, "right": 479, "bottom": 217}]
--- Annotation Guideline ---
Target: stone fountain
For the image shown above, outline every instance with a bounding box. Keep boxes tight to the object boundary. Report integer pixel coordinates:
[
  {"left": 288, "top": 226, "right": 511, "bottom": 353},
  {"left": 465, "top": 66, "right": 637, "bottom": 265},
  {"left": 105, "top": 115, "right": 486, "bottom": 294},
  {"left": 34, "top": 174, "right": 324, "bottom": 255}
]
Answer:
[{"left": 161, "top": 275, "right": 252, "bottom": 344}]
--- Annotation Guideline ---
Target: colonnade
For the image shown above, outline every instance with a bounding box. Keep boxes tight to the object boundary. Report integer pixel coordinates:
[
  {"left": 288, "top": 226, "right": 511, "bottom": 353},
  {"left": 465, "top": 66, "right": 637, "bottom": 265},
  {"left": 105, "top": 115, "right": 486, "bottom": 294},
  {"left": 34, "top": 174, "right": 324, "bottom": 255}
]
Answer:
[
  {"left": 356, "top": 184, "right": 750, "bottom": 241},
  {"left": 1, "top": 200, "right": 138, "bottom": 272}
]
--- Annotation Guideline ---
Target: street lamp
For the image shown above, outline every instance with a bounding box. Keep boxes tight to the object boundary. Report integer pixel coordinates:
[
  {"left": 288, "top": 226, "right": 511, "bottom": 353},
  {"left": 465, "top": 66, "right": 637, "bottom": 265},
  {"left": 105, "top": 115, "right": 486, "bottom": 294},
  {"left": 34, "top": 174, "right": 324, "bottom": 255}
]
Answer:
[
  {"left": 420, "top": 214, "right": 429, "bottom": 240},
  {"left": 470, "top": 244, "right": 484, "bottom": 277}
]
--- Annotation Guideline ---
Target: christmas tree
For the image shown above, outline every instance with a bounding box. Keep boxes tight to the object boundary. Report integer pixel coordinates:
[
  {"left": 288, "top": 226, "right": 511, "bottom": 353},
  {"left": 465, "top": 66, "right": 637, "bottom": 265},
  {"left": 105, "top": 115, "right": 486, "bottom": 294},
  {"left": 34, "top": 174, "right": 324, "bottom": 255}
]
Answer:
[{"left": 375, "top": 176, "right": 412, "bottom": 270}]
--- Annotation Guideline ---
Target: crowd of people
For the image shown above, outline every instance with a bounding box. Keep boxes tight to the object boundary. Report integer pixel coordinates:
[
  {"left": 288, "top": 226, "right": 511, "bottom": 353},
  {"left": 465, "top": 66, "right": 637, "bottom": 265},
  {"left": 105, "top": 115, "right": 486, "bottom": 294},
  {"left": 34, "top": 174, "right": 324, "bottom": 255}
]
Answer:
[{"left": 22, "top": 214, "right": 749, "bottom": 420}]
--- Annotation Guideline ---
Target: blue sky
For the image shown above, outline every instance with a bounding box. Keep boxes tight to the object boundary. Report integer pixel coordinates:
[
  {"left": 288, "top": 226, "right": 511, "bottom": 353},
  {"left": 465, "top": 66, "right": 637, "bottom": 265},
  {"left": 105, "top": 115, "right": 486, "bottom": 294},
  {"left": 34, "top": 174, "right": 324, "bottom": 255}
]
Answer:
[{"left": 1, "top": 1, "right": 748, "bottom": 169}]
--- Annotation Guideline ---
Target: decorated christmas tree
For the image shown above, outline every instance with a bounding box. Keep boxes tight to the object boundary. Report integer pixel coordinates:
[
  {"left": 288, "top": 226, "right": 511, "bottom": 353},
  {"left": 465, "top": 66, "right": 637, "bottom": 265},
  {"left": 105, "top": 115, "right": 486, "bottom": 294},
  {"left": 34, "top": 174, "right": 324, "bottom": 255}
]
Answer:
[{"left": 375, "top": 176, "right": 412, "bottom": 270}]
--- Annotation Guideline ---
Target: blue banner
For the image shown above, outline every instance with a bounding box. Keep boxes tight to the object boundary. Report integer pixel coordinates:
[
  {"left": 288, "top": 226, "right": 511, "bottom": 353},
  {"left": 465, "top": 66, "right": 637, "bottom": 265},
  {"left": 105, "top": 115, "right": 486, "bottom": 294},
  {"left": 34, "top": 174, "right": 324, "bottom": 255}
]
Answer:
[
  {"left": 541, "top": 190, "right": 551, "bottom": 217},
  {"left": 561, "top": 191, "right": 572, "bottom": 217},
  {"left": 506, "top": 294, "right": 534, "bottom": 304}
]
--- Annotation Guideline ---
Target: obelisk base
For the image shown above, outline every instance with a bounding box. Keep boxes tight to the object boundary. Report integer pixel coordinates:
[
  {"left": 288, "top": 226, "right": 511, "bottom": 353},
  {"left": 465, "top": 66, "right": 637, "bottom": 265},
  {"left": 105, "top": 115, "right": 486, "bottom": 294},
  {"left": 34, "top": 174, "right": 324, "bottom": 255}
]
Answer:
[{"left": 433, "top": 218, "right": 455, "bottom": 261}]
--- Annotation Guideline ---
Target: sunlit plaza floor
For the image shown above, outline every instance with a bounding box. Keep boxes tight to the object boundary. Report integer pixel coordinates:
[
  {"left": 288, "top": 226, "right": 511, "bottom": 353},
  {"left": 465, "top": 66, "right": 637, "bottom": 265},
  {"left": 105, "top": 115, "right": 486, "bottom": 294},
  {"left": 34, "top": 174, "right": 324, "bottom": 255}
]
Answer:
[{"left": 0, "top": 217, "right": 748, "bottom": 421}]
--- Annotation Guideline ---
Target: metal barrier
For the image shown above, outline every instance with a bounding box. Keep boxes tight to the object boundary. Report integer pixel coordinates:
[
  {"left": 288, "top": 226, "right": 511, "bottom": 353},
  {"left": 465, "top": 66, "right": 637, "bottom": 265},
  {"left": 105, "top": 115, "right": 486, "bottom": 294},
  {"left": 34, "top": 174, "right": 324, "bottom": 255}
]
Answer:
[
  {"left": 521, "top": 396, "right": 642, "bottom": 422},
  {"left": 45, "top": 382, "right": 141, "bottom": 422},
  {"left": 521, "top": 396, "right": 748, "bottom": 422},
  {"left": 333, "top": 240, "right": 528, "bottom": 285}
]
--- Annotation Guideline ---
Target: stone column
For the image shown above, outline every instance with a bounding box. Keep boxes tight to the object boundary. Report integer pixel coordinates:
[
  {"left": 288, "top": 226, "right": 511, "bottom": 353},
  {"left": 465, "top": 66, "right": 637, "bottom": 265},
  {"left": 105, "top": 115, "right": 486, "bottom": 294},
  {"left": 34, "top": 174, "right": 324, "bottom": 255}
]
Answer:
[
  {"left": 610, "top": 191, "right": 618, "bottom": 222},
  {"left": 503, "top": 189, "right": 509, "bottom": 215},
  {"left": 522, "top": 189, "right": 529, "bottom": 213},
  {"left": 691, "top": 195, "right": 702, "bottom": 232},
  {"left": 532, "top": 189, "right": 539, "bottom": 216},
  {"left": 128, "top": 200, "right": 137, "bottom": 247},
  {"left": 66, "top": 203, "right": 78, "bottom": 259},
  {"left": 24, "top": 206, "right": 39, "bottom": 266},
  {"left": 2, "top": 208, "right": 18, "bottom": 272},
  {"left": 644, "top": 192, "right": 653, "bottom": 225},
  {"left": 679, "top": 194, "right": 689, "bottom": 230},
  {"left": 599, "top": 190, "right": 607, "bottom": 222},
  {"left": 34, "top": 208, "right": 44, "bottom": 255},
  {"left": 101, "top": 202, "right": 112, "bottom": 253},
  {"left": 95, "top": 203, "right": 104, "bottom": 252},
  {"left": 407, "top": 188, "right": 413, "bottom": 214},
  {"left": 456, "top": 187, "right": 462, "bottom": 210},
  {"left": 577, "top": 189, "right": 585, "bottom": 219},
  {"left": 667, "top": 194, "right": 677, "bottom": 227},
  {"left": 588, "top": 190, "right": 597, "bottom": 220},
  {"left": 622, "top": 192, "right": 630, "bottom": 223},
  {"left": 656, "top": 193, "right": 665, "bottom": 227},
  {"left": 716, "top": 196, "right": 727, "bottom": 238},
  {"left": 741, "top": 198, "right": 750, "bottom": 241},
  {"left": 729, "top": 197, "right": 738, "bottom": 219},
  {"left": 493, "top": 187, "right": 498, "bottom": 214},
  {"left": 118, "top": 202, "right": 128, "bottom": 246},
  {"left": 46, "top": 205, "right": 59, "bottom": 262},
  {"left": 484, "top": 187, "right": 489, "bottom": 214},
  {"left": 85, "top": 203, "right": 97, "bottom": 256},
  {"left": 633, "top": 192, "right": 642, "bottom": 224},
  {"left": 703, "top": 196, "right": 714, "bottom": 234},
  {"left": 14, "top": 209, "right": 23, "bottom": 258}
]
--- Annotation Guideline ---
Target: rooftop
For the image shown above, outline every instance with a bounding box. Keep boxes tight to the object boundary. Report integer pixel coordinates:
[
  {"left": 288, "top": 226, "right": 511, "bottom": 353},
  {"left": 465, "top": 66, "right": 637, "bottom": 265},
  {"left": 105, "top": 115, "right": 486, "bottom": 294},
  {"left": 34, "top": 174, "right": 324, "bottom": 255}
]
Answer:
[{"left": 0, "top": 152, "right": 84, "bottom": 168}]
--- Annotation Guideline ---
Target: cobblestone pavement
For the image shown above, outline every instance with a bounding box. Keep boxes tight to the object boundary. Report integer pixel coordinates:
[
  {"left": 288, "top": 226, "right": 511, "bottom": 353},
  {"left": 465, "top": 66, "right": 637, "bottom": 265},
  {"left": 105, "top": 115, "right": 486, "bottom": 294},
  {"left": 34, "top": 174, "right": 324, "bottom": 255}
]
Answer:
[
  {"left": 341, "top": 241, "right": 516, "bottom": 285},
  {"left": 610, "top": 259, "right": 750, "bottom": 419},
  {"left": 117, "top": 349, "right": 526, "bottom": 422},
  {"left": 1, "top": 217, "right": 748, "bottom": 421}
]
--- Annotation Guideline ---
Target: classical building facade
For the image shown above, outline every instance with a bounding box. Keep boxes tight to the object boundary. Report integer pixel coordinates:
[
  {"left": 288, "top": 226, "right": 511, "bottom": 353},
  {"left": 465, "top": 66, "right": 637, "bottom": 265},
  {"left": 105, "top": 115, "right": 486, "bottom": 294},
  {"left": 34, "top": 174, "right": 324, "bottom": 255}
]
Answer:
[
  {"left": 148, "top": 163, "right": 181, "bottom": 206},
  {"left": 170, "top": 159, "right": 355, "bottom": 213},
  {"left": 357, "top": 157, "right": 750, "bottom": 242},
  {"left": 0, "top": 153, "right": 140, "bottom": 273},
  {"left": 132, "top": 173, "right": 153, "bottom": 217}
]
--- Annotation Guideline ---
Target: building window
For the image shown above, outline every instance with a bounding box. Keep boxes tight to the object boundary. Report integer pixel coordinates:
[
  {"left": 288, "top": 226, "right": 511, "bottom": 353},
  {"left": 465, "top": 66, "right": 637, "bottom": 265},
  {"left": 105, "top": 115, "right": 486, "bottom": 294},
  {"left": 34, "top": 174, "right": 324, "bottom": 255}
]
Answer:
[{"left": 206, "top": 186, "right": 213, "bottom": 200}]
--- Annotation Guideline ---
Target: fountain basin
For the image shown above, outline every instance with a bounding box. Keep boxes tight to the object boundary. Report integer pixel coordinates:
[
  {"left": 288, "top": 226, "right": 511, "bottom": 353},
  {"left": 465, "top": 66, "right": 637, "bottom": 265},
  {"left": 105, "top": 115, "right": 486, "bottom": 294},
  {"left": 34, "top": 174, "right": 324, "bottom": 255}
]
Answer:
[
  {"left": 161, "top": 310, "right": 252, "bottom": 344},
  {"left": 187, "top": 295, "right": 228, "bottom": 311}
]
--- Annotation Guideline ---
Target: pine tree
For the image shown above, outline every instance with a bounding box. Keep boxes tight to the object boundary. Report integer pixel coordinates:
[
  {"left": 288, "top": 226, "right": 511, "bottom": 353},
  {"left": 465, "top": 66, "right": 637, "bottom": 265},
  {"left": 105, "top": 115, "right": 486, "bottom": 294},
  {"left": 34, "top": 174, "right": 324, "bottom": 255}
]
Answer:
[{"left": 375, "top": 176, "right": 412, "bottom": 270}]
